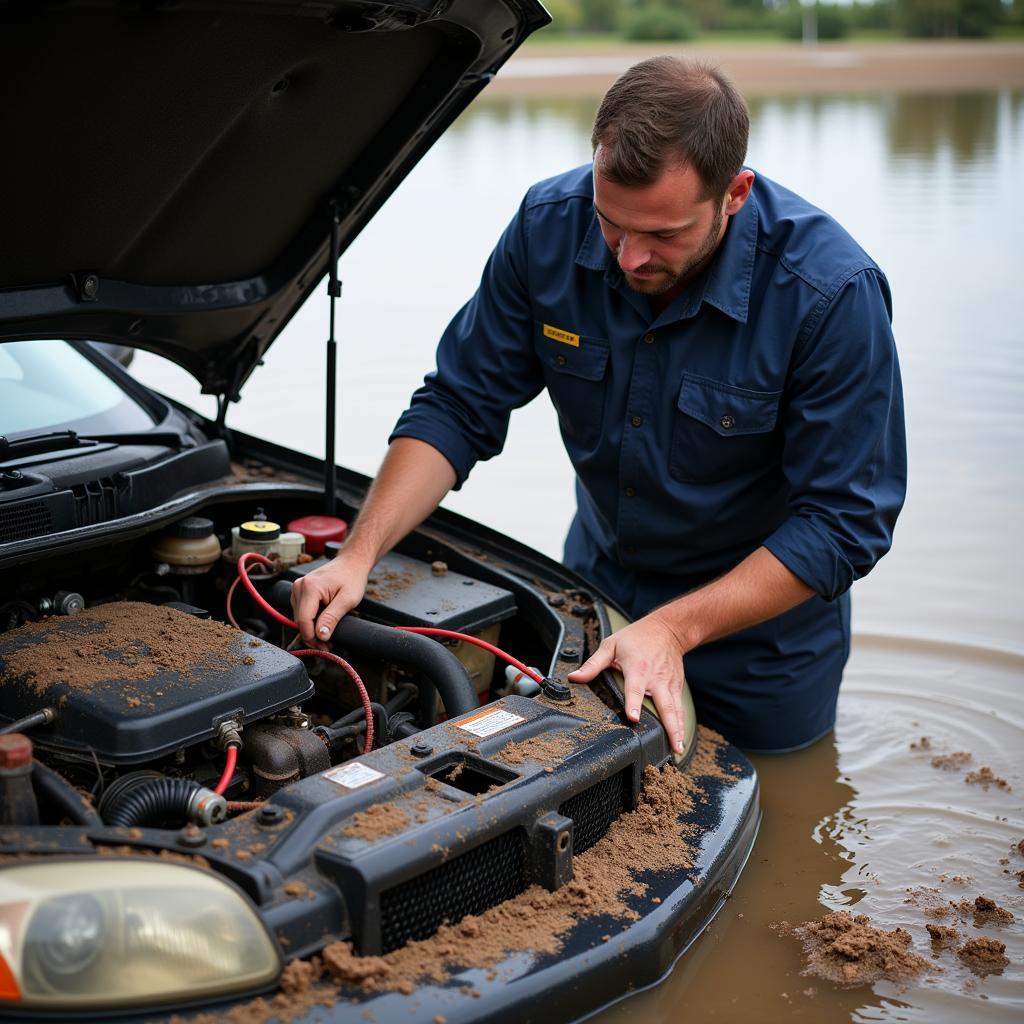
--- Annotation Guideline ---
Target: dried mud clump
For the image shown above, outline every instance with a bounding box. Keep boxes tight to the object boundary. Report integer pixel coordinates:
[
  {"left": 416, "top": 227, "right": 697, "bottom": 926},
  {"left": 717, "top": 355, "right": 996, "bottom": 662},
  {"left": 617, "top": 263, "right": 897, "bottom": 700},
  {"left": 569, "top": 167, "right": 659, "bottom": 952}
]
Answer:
[
  {"left": 964, "top": 766, "right": 1011, "bottom": 790},
  {"left": 930, "top": 751, "right": 972, "bottom": 770},
  {"left": 497, "top": 730, "right": 576, "bottom": 766},
  {"left": 340, "top": 803, "right": 410, "bottom": 841},
  {"left": 0, "top": 601, "right": 245, "bottom": 694},
  {"left": 779, "top": 911, "right": 935, "bottom": 986},
  {"left": 957, "top": 937, "right": 1009, "bottom": 975}
]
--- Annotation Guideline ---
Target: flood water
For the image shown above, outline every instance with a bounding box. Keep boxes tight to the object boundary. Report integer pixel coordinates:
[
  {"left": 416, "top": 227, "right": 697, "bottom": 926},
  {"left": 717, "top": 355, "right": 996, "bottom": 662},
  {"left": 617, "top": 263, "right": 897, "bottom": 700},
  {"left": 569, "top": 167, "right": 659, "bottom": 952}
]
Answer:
[{"left": 133, "top": 87, "right": 1024, "bottom": 1020}]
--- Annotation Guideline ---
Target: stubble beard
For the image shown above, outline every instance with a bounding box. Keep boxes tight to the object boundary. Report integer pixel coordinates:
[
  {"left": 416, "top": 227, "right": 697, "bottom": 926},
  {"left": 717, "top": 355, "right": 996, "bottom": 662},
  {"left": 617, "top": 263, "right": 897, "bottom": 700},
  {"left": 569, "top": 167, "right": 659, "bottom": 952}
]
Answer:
[{"left": 622, "top": 204, "right": 725, "bottom": 297}]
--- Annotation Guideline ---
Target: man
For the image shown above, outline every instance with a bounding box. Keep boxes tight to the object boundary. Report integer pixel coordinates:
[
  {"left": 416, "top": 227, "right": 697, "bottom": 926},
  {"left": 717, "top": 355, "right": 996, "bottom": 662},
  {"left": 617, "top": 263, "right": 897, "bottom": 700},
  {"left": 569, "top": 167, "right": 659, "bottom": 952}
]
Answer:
[{"left": 292, "top": 57, "right": 906, "bottom": 754}]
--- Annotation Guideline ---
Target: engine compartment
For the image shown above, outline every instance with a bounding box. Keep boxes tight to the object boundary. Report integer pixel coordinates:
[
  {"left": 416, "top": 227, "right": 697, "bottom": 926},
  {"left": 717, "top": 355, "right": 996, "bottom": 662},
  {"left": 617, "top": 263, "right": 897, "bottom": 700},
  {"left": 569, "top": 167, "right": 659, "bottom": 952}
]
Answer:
[{"left": 0, "top": 492, "right": 571, "bottom": 831}]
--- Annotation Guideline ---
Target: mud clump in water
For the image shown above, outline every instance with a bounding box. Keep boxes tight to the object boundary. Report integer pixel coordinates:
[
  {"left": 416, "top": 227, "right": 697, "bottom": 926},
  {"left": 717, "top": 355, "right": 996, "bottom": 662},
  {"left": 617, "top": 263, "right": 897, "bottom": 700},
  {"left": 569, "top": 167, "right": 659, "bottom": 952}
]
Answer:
[
  {"left": 964, "top": 766, "right": 1011, "bottom": 790},
  {"left": 957, "top": 937, "right": 1009, "bottom": 975},
  {"left": 778, "top": 911, "right": 936, "bottom": 987},
  {"left": 952, "top": 895, "right": 1014, "bottom": 927},
  {"left": 926, "top": 924, "right": 960, "bottom": 948},
  {"left": 910, "top": 736, "right": 931, "bottom": 750},
  {"left": 930, "top": 751, "right": 972, "bottom": 770}
]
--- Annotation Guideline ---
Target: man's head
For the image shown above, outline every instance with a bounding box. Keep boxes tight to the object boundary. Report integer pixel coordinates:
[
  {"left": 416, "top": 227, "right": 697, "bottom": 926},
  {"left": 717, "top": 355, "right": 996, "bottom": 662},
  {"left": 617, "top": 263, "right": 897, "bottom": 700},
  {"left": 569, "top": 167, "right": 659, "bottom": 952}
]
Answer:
[{"left": 591, "top": 57, "right": 754, "bottom": 299}]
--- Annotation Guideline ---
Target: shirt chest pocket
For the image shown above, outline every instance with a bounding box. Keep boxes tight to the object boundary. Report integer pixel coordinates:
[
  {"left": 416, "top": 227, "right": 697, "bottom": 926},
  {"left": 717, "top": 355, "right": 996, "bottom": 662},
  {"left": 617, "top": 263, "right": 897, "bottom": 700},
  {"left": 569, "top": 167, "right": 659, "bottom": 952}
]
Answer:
[
  {"left": 537, "top": 323, "right": 610, "bottom": 451},
  {"left": 669, "top": 373, "right": 782, "bottom": 483}
]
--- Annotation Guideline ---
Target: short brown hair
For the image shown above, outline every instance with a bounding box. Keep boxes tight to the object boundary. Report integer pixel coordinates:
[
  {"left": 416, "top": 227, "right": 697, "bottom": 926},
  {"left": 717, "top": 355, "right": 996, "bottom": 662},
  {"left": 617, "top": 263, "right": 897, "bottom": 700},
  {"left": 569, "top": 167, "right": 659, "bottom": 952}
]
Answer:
[{"left": 591, "top": 56, "right": 749, "bottom": 200}]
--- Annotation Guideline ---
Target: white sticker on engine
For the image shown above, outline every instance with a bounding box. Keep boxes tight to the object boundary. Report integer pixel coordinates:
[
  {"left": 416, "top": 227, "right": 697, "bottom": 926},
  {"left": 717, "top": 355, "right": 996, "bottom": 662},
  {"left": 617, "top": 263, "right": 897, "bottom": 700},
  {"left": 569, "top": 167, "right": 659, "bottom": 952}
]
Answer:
[
  {"left": 324, "top": 762, "right": 385, "bottom": 789},
  {"left": 457, "top": 708, "right": 525, "bottom": 738}
]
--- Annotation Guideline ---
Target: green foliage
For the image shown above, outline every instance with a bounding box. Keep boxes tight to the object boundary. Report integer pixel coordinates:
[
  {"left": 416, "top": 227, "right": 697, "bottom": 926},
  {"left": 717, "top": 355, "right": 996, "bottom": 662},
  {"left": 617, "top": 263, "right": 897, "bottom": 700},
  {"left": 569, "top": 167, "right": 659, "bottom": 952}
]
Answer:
[
  {"left": 580, "top": 0, "right": 622, "bottom": 31},
  {"left": 781, "top": 3, "right": 852, "bottom": 39},
  {"left": 543, "top": 0, "right": 584, "bottom": 32},
  {"left": 622, "top": 3, "right": 698, "bottom": 39},
  {"left": 896, "top": 0, "right": 1003, "bottom": 36}
]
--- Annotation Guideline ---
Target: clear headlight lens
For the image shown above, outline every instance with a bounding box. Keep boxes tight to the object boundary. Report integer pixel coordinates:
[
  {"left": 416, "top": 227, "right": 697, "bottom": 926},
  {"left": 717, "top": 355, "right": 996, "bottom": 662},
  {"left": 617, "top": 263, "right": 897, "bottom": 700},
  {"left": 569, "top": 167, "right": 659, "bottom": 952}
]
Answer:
[{"left": 0, "top": 859, "right": 280, "bottom": 1010}]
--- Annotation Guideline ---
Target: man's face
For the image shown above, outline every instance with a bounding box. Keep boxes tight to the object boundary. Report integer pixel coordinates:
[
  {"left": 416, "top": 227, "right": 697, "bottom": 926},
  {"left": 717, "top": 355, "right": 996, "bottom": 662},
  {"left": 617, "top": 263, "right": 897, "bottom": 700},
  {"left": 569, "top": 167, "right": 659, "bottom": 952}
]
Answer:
[{"left": 592, "top": 155, "right": 734, "bottom": 300}]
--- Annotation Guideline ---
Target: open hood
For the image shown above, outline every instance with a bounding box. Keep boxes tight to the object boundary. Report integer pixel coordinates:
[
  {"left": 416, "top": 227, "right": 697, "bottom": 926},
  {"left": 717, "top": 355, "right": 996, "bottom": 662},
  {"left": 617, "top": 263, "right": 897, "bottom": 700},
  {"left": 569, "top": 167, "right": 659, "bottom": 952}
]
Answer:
[{"left": 0, "top": 0, "right": 548, "bottom": 397}]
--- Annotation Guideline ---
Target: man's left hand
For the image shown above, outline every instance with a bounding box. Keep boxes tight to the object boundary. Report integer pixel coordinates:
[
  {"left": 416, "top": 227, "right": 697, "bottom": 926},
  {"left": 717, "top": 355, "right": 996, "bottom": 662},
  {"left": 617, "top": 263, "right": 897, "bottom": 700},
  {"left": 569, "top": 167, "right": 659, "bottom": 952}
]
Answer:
[{"left": 567, "top": 613, "right": 686, "bottom": 754}]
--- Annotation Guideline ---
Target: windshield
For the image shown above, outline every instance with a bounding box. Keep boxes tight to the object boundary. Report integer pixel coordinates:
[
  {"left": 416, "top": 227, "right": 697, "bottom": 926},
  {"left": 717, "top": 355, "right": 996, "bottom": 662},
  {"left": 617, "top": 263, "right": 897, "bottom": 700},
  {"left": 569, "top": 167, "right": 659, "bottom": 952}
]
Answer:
[{"left": 0, "top": 340, "right": 155, "bottom": 437}]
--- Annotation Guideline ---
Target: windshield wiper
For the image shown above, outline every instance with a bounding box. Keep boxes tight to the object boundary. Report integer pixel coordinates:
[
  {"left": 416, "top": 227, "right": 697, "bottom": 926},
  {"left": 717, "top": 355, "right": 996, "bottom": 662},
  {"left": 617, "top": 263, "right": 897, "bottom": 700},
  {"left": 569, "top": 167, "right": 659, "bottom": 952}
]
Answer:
[{"left": 0, "top": 430, "right": 185, "bottom": 462}]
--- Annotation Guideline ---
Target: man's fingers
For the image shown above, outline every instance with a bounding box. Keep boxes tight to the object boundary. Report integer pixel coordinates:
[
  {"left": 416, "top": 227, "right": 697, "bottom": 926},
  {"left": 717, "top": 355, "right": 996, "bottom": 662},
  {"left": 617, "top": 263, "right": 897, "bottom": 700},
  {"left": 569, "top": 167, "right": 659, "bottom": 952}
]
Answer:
[
  {"left": 313, "top": 591, "right": 357, "bottom": 645},
  {"left": 291, "top": 579, "right": 327, "bottom": 646},
  {"left": 567, "top": 642, "right": 615, "bottom": 684},
  {"left": 651, "top": 685, "right": 685, "bottom": 754}
]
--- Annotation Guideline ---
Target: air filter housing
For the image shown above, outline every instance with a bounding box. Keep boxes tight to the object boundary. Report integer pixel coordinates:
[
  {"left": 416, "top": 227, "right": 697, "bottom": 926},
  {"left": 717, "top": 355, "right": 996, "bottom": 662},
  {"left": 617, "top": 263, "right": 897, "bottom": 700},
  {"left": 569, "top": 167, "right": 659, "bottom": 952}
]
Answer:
[{"left": 0, "top": 602, "right": 312, "bottom": 764}]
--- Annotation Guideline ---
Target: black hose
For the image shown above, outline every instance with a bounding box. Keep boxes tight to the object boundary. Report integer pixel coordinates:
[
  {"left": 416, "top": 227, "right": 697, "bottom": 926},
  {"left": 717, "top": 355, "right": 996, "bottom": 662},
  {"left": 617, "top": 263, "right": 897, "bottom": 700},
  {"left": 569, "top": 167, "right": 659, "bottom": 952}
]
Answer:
[
  {"left": 31, "top": 760, "right": 102, "bottom": 827},
  {"left": 103, "top": 777, "right": 201, "bottom": 828},
  {"left": 1, "top": 707, "right": 56, "bottom": 736},
  {"left": 269, "top": 581, "right": 478, "bottom": 718}
]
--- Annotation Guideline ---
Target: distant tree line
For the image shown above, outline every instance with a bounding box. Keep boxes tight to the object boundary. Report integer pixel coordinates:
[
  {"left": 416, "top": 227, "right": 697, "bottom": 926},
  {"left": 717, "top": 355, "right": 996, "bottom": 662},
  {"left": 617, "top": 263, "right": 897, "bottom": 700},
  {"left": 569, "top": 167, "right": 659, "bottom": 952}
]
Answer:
[{"left": 541, "top": 0, "right": 1017, "bottom": 40}]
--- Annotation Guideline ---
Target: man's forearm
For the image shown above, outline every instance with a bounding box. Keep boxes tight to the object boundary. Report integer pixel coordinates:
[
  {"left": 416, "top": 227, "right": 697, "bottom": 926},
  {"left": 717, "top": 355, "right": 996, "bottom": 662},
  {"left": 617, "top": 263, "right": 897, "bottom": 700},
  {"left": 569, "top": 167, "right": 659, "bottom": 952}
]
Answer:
[
  {"left": 652, "top": 546, "right": 815, "bottom": 653},
  {"left": 342, "top": 437, "right": 457, "bottom": 571}
]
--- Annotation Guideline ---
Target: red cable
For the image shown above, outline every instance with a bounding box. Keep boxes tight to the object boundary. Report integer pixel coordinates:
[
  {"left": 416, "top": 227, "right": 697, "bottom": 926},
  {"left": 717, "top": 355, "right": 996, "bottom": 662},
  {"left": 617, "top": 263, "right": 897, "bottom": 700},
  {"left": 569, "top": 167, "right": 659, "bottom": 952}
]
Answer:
[
  {"left": 291, "top": 649, "right": 374, "bottom": 753},
  {"left": 214, "top": 744, "right": 238, "bottom": 796},
  {"left": 225, "top": 576, "right": 242, "bottom": 629},
  {"left": 398, "top": 627, "right": 543, "bottom": 684}
]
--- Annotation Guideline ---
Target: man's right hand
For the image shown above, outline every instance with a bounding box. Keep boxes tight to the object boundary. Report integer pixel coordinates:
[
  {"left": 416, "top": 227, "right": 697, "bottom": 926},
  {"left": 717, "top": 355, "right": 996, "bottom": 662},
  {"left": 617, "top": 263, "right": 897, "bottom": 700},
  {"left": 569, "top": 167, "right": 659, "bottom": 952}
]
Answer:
[{"left": 290, "top": 553, "right": 370, "bottom": 648}]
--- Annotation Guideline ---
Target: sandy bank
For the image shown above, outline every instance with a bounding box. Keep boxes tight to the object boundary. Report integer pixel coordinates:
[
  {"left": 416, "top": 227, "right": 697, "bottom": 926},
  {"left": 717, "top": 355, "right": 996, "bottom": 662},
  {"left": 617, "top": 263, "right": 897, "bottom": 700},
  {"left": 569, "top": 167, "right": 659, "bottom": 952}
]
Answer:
[{"left": 489, "top": 40, "right": 1024, "bottom": 96}]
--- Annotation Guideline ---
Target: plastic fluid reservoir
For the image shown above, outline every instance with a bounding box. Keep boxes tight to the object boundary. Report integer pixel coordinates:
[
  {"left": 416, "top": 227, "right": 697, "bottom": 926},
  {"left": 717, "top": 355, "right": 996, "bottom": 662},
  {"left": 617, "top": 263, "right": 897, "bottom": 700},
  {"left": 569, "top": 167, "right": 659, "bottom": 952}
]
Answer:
[
  {"left": 230, "top": 518, "right": 305, "bottom": 566},
  {"left": 151, "top": 516, "right": 221, "bottom": 574},
  {"left": 287, "top": 515, "right": 347, "bottom": 555},
  {"left": 505, "top": 664, "right": 542, "bottom": 698}
]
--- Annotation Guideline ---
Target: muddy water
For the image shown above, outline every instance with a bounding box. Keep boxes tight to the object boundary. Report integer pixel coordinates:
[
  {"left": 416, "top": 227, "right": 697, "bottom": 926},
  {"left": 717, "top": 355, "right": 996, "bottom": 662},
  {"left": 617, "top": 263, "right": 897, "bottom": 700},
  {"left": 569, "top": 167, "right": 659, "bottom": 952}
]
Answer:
[
  {"left": 598, "top": 636, "right": 1024, "bottom": 1023},
  {"left": 132, "top": 88, "right": 1024, "bottom": 1019}
]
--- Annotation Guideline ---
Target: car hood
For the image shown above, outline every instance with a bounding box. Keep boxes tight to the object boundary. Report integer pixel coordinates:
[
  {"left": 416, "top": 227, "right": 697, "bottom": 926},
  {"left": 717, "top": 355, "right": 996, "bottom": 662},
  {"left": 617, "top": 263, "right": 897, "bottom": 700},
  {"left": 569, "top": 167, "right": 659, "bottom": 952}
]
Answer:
[{"left": 0, "top": 0, "right": 548, "bottom": 396}]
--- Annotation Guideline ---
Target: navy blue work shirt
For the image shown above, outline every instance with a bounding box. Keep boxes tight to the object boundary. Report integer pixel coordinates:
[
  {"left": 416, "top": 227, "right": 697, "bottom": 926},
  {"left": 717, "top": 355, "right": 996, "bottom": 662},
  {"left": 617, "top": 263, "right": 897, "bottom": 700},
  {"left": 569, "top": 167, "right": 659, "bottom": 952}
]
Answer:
[{"left": 392, "top": 165, "right": 906, "bottom": 751}]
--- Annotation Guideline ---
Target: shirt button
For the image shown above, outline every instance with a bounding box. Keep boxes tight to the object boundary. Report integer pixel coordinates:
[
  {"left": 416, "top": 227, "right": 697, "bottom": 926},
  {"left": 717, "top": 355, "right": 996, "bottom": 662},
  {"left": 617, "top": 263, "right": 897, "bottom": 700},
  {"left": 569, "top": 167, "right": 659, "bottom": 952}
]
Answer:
[
  {"left": 630, "top": 415, "right": 642, "bottom": 427},
  {"left": 624, "top": 486, "right": 636, "bottom": 497},
  {"left": 720, "top": 414, "right": 736, "bottom": 430},
  {"left": 643, "top": 333, "right": 655, "bottom": 345},
  {"left": 556, "top": 354, "right": 567, "bottom": 366}
]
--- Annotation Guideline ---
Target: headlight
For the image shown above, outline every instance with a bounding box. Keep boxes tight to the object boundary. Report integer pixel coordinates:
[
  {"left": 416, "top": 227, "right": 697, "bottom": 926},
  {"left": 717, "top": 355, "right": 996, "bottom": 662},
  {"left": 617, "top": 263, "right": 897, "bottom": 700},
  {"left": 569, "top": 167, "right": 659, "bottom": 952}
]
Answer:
[{"left": 0, "top": 858, "right": 281, "bottom": 1010}]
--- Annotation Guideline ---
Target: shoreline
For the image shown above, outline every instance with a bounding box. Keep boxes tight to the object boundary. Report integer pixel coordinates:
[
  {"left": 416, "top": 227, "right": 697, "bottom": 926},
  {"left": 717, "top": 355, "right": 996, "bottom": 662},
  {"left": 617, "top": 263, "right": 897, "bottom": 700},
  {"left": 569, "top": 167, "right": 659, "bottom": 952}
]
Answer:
[{"left": 488, "top": 40, "right": 1024, "bottom": 96}]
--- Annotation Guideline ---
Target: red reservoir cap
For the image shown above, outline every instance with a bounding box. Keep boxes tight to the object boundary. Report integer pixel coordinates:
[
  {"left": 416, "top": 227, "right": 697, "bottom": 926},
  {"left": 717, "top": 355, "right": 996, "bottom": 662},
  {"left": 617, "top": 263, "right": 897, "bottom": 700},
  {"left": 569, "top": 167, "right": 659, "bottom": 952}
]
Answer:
[
  {"left": 0, "top": 733, "right": 33, "bottom": 769},
  {"left": 287, "top": 515, "right": 348, "bottom": 555}
]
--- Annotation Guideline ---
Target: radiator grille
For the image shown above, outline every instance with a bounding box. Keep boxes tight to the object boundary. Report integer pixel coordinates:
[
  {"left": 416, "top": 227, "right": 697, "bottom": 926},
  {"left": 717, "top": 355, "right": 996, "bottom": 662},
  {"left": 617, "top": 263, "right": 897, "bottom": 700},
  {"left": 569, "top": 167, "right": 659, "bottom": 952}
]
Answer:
[
  {"left": 0, "top": 501, "right": 52, "bottom": 543},
  {"left": 559, "top": 769, "right": 628, "bottom": 855},
  {"left": 378, "top": 829, "right": 528, "bottom": 954}
]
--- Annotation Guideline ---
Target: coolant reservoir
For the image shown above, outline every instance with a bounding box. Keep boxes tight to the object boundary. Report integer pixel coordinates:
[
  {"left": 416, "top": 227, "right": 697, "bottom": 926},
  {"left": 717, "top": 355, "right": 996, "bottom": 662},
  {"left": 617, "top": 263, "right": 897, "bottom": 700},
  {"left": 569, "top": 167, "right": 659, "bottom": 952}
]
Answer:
[
  {"left": 152, "top": 517, "right": 221, "bottom": 574},
  {"left": 230, "top": 518, "right": 305, "bottom": 567}
]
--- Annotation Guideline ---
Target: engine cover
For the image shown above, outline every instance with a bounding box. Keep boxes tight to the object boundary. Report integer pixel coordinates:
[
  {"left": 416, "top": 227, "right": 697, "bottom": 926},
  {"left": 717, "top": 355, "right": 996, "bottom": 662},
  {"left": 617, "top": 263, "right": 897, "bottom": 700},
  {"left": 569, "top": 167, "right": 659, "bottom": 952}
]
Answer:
[{"left": 0, "top": 602, "right": 312, "bottom": 764}]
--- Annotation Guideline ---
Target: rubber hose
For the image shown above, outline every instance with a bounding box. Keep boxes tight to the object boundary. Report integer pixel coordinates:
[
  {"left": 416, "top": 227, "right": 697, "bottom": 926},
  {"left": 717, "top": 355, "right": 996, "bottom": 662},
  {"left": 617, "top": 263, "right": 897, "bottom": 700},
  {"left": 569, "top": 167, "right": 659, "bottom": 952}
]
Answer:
[
  {"left": 31, "top": 760, "right": 102, "bottom": 827},
  {"left": 103, "top": 776, "right": 201, "bottom": 828},
  {"left": 269, "top": 581, "right": 478, "bottom": 717}
]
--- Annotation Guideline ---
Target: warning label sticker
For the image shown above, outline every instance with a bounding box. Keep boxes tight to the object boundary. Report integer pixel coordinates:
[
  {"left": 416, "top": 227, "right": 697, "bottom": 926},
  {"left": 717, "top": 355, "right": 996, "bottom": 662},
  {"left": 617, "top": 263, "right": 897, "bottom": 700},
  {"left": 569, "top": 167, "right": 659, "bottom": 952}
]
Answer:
[
  {"left": 457, "top": 708, "right": 526, "bottom": 738},
  {"left": 324, "top": 762, "right": 386, "bottom": 789}
]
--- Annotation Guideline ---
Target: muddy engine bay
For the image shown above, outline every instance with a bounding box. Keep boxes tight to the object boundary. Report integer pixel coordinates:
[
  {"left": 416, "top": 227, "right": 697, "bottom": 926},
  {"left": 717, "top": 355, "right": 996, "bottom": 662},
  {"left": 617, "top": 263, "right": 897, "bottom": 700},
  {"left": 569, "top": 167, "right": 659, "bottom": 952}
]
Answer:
[{"left": 0, "top": 498, "right": 593, "bottom": 835}]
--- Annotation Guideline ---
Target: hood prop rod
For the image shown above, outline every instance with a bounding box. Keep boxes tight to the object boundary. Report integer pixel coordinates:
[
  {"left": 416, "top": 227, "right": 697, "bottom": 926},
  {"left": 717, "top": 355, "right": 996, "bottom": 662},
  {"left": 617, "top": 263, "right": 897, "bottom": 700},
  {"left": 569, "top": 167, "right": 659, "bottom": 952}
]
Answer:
[{"left": 324, "top": 202, "right": 342, "bottom": 516}]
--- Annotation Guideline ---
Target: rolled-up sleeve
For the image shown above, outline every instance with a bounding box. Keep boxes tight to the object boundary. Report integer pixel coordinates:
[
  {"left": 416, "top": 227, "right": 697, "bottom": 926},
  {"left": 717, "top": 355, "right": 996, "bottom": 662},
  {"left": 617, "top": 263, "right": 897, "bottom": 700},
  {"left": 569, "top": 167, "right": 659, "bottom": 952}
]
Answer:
[
  {"left": 763, "top": 268, "right": 907, "bottom": 600},
  {"left": 390, "top": 195, "right": 544, "bottom": 489}
]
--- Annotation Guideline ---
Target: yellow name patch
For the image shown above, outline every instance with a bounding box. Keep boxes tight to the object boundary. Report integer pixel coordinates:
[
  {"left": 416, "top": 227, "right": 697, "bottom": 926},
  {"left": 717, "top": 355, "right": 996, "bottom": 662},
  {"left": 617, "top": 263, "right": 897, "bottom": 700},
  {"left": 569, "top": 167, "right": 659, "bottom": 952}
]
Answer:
[{"left": 543, "top": 323, "right": 580, "bottom": 348}]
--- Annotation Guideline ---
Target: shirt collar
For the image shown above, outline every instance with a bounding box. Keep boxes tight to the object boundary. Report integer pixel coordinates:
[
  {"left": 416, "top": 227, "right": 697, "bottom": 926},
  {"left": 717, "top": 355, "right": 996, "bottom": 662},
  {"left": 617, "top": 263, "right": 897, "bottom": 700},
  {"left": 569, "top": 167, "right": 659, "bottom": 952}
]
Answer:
[{"left": 574, "top": 183, "right": 759, "bottom": 325}]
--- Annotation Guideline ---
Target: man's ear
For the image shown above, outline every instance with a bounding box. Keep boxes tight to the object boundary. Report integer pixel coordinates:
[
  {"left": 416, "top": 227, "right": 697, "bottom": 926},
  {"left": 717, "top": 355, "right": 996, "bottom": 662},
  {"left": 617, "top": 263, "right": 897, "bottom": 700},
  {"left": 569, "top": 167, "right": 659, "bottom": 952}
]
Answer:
[{"left": 724, "top": 170, "right": 755, "bottom": 216}]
